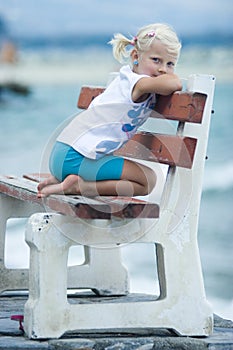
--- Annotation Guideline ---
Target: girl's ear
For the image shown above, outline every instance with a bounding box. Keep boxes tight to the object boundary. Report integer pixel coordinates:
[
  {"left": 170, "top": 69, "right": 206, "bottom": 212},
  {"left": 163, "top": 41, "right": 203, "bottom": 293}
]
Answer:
[{"left": 130, "top": 49, "right": 138, "bottom": 62}]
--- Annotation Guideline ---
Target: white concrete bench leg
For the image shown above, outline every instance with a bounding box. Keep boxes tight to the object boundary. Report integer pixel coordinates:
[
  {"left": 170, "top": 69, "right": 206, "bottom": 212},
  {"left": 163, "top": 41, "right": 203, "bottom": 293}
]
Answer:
[
  {"left": 0, "top": 195, "right": 39, "bottom": 292},
  {"left": 24, "top": 212, "right": 129, "bottom": 338},
  {"left": 24, "top": 214, "right": 70, "bottom": 339},
  {"left": 155, "top": 240, "right": 213, "bottom": 335},
  {"left": 25, "top": 213, "right": 128, "bottom": 296},
  {"left": 24, "top": 211, "right": 213, "bottom": 339}
]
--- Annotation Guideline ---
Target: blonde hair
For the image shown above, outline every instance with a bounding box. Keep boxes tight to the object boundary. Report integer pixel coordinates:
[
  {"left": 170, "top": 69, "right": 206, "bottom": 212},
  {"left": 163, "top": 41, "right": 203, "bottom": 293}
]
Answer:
[{"left": 109, "top": 23, "right": 182, "bottom": 64}]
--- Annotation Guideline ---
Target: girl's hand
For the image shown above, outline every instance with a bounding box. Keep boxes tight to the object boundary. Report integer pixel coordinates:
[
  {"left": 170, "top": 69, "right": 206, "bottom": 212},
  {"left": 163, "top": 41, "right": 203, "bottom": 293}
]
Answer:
[{"left": 132, "top": 73, "right": 182, "bottom": 102}]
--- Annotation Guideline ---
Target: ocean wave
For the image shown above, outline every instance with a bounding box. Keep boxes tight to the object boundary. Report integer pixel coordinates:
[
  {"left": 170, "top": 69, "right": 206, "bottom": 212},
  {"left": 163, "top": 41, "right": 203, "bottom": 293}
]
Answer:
[{"left": 203, "top": 162, "right": 233, "bottom": 192}]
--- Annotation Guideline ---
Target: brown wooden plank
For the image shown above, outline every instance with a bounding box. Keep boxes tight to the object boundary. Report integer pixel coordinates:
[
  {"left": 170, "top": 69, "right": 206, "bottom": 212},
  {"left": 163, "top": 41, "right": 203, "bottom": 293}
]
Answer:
[
  {"left": 0, "top": 177, "right": 43, "bottom": 206},
  {"left": 0, "top": 176, "right": 159, "bottom": 219},
  {"left": 115, "top": 132, "right": 197, "bottom": 169},
  {"left": 77, "top": 86, "right": 206, "bottom": 123},
  {"left": 0, "top": 179, "right": 111, "bottom": 219},
  {"left": 77, "top": 86, "right": 105, "bottom": 109},
  {"left": 23, "top": 173, "right": 50, "bottom": 182},
  {"left": 153, "top": 91, "right": 207, "bottom": 123}
]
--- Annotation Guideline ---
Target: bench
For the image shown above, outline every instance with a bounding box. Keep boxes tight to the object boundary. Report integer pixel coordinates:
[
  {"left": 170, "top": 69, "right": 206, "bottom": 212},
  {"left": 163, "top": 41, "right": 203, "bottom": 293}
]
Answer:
[{"left": 0, "top": 73, "right": 215, "bottom": 338}]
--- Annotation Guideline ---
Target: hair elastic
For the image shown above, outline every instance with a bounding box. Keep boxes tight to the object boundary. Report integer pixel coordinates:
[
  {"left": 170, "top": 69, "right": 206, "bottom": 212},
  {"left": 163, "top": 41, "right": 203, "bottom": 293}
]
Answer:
[
  {"left": 131, "top": 36, "right": 138, "bottom": 46},
  {"left": 147, "top": 31, "right": 156, "bottom": 38},
  {"left": 133, "top": 60, "right": 138, "bottom": 65}
]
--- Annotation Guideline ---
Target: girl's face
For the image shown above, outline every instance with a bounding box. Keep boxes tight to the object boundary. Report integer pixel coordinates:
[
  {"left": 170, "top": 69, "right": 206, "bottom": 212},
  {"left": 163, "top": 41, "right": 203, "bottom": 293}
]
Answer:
[{"left": 132, "top": 39, "right": 177, "bottom": 76}]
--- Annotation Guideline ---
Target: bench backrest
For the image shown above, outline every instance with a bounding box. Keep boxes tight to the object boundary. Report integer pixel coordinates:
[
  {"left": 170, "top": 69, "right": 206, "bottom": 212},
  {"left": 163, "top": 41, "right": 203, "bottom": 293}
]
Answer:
[{"left": 77, "top": 86, "right": 207, "bottom": 169}]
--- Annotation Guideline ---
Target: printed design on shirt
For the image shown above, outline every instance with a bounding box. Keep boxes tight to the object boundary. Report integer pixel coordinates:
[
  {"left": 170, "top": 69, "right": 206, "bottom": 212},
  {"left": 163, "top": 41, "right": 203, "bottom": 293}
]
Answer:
[
  {"left": 122, "top": 96, "right": 155, "bottom": 133},
  {"left": 94, "top": 96, "right": 155, "bottom": 158},
  {"left": 95, "top": 139, "right": 125, "bottom": 159}
]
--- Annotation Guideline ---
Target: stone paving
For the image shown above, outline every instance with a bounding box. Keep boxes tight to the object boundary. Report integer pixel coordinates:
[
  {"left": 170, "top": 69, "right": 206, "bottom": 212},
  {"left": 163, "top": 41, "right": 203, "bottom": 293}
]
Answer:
[{"left": 0, "top": 293, "right": 232, "bottom": 350}]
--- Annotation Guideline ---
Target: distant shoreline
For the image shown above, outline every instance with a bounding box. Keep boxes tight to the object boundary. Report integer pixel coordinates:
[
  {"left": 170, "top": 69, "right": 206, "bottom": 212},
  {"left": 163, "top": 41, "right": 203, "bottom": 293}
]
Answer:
[{"left": 2, "top": 32, "right": 233, "bottom": 51}]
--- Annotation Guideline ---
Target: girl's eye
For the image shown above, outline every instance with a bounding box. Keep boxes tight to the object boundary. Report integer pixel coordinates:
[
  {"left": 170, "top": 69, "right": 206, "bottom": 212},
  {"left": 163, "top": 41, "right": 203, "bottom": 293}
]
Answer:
[
  {"left": 167, "top": 61, "right": 175, "bottom": 67},
  {"left": 152, "top": 57, "right": 160, "bottom": 63}
]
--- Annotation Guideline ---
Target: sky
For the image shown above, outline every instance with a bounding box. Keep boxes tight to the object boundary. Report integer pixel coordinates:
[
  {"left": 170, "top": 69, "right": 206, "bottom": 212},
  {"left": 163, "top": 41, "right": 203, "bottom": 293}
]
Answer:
[{"left": 0, "top": 0, "right": 232, "bottom": 40}]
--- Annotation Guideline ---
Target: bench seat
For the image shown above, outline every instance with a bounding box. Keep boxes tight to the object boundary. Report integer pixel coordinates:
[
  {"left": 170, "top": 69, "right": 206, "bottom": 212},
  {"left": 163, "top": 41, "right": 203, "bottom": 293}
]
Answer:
[{"left": 0, "top": 174, "right": 159, "bottom": 219}]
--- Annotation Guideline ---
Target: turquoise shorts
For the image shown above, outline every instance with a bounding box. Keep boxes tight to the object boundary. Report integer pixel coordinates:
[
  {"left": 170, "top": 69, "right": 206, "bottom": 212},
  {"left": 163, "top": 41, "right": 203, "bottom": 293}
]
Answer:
[{"left": 49, "top": 141, "right": 124, "bottom": 182}]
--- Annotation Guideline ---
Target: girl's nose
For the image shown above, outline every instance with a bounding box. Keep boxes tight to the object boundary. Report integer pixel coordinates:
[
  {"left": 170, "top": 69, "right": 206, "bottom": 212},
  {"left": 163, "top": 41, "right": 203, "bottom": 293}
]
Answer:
[{"left": 158, "top": 64, "right": 167, "bottom": 74}]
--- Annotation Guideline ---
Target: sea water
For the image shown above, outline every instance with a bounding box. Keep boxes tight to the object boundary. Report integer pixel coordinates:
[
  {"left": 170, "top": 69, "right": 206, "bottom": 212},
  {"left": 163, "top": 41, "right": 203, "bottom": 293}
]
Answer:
[{"left": 1, "top": 42, "right": 232, "bottom": 321}]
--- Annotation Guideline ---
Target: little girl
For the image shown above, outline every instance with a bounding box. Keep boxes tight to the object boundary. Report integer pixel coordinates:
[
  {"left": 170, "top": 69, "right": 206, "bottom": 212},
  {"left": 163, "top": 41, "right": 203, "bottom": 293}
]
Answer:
[{"left": 38, "top": 23, "right": 182, "bottom": 198}]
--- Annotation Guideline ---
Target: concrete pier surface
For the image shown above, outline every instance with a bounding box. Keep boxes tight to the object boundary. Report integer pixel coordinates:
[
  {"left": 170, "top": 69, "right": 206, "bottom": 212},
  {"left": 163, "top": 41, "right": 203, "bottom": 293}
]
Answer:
[{"left": 0, "top": 293, "right": 232, "bottom": 350}]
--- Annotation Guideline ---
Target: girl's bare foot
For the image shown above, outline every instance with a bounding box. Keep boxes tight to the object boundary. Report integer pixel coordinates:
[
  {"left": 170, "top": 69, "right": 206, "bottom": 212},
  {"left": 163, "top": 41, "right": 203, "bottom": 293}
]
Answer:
[
  {"left": 37, "top": 175, "right": 59, "bottom": 192},
  {"left": 37, "top": 174, "right": 83, "bottom": 198}
]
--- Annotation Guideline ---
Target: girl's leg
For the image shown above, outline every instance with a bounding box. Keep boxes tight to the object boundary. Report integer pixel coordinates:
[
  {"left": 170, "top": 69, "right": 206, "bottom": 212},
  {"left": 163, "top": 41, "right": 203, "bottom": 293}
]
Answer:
[
  {"left": 38, "top": 159, "right": 156, "bottom": 197},
  {"left": 88, "top": 159, "right": 156, "bottom": 196}
]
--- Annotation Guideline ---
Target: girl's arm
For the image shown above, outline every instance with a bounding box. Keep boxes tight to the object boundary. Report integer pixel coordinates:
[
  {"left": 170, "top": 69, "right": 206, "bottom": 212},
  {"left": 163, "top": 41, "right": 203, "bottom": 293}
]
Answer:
[{"left": 132, "top": 74, "right": 182, "bottom": 102}]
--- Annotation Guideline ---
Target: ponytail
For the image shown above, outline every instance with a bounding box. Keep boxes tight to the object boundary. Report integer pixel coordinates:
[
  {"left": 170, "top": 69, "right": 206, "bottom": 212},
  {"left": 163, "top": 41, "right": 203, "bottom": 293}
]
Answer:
[{"left": 109, "top": 33, "right": 134, "bottom": 63}]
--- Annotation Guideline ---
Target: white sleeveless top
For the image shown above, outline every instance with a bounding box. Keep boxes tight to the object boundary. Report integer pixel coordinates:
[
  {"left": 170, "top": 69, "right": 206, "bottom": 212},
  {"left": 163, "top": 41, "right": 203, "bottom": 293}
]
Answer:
[{"left": 57, "top": 65, "right": 156, "bottom": 159}]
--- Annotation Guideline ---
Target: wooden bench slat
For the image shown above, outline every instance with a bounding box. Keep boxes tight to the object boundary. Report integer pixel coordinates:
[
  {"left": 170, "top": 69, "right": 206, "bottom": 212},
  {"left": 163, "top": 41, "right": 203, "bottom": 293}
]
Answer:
[
  {"left": 115, "top": 132, "right": 197, "bottom": 169},
  {"left": 77, "top": 86, "right": 206, "bottom": 123},
  {"left": 0, "top": 176, "right": 159, "bottom": 219},
  {"left": 153, "top": 92, "right": 207, "bottom": 123},
  {"left": 77, "top": 86, "right": 105, "bottom": 109},
  {"left": 23, "top": 173, "right": 51, "bottom": 182}
]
